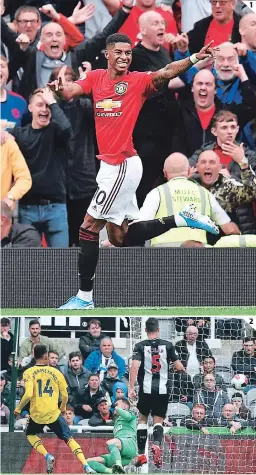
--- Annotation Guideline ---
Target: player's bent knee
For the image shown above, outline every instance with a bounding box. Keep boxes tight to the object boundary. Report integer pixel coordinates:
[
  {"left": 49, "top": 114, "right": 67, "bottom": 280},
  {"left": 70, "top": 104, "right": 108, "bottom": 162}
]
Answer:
[{"left": 108, "top": 234, "right": 123, "bottom": 247}]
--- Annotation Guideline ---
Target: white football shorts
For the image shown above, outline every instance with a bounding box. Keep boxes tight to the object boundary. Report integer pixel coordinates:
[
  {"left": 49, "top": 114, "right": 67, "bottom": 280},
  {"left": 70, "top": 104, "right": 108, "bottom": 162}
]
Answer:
[{"left": 87, "top": 156, "right": 143, "bottom": 226}]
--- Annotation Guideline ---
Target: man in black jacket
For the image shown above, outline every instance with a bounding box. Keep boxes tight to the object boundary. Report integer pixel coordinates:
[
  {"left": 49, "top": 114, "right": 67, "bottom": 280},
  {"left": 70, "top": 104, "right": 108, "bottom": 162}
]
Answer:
[
  {"left": 231, "top": 337, "right": 256, "bottom": 387},
  {"left": 65, "top": 351, "right": 91, "bottom": 405},
  {"left": 187, "top": 0, "right": 241, "bottom": 53},
  {"left": 175, "top": 326, "right": 212, "bottom": 379},
  {"left": 49, "top": 65, "right": 97, "bottom": 247},
  {"left": 11, "top": 87, "right": 72, "bottom": 247},
  {"left": 79, "top": 319, "right": 106, "bottom": 362},
  {"left": 1, "top": 2, "right": 133, "bottom": 101},
  {"left": 74, "top": 373, "right": 110, "bottom": 419},
  {"left": 88, "top": 396, "right": 114, "bottom": 427}
]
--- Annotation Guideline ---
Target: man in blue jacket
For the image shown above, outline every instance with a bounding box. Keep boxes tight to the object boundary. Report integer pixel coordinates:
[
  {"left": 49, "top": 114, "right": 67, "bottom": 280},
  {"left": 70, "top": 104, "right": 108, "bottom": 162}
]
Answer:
[{"left": 84, "top": 337, "right": 126, "bottom": 381}]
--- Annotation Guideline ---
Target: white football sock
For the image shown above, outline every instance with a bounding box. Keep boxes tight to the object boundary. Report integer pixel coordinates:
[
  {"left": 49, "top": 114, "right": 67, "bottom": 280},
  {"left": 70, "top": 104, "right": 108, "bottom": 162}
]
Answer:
[{"left": 77, "top": 290, "right": 93, "bottom": 301}]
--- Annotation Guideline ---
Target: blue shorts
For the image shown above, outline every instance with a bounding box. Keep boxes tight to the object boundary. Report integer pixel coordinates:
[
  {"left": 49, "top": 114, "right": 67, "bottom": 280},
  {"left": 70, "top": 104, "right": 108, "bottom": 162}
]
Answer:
[{"left": 26, "top": 414, "right": 72, "bottom": 442}]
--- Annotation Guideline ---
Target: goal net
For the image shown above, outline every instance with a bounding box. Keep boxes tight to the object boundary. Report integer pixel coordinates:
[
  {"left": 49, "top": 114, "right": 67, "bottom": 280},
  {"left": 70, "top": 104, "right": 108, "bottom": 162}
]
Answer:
[{"left": 129, "top": 316, "right": 256, "bottom": 474}]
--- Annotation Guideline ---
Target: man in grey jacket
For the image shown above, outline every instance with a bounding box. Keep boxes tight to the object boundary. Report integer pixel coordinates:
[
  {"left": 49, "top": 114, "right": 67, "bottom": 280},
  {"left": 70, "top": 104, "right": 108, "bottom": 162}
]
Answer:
[
  {"left": 218, "top": 403, "right": 249, "bottom": 433},
  {"left": 193, "top": 374, "right": 229, "bottom": 418}
]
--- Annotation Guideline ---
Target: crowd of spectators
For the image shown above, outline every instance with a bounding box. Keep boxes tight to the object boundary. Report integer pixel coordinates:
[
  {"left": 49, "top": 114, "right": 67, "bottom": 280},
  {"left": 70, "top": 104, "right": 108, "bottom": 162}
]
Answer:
[
  {"left": 1, "top": 0, "right": 255, "bottom": 249},
  {"left": 1, "top": 317, "right": 256, "bottom": 434}
]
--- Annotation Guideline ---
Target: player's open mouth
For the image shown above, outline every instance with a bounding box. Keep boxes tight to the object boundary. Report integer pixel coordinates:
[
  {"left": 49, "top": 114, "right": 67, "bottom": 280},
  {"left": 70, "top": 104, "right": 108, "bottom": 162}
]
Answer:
[
  {"left": 199, "top": 92, "right": 207, "bottom": 97},
  {"left": 157, "top": 32, "right": 164, "bottom": 38}
]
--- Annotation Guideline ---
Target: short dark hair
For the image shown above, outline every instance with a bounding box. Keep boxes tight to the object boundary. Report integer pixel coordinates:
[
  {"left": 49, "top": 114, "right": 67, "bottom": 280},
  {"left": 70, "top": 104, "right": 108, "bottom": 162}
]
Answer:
[
  {"left": 29, "top": 319, "right": 40, "bottom": 327},
  {"left": 211, "top": 110, "right": 238, "bottom": 128},
  {"left": 203, "top": 356, "right": 216, "bottom": 363},
  {"left": 243, "top": 337, "right": 254, "bottom": 344},
  {"left": 49, "top": 66, "right": 78, "bottom": 83},
  {"left": 69, "top": 351, "right": 82, "bottom": 361},
  {"left": 1, "top": 317, "right": 11, "bottom": 326},
  {"left": 193, "top": 403, "right": 206, "bottom": 412},
  {"left": 106, "top": 33, "right": 132, "bottom": 48},
  {"left": 48, "top": 350, "right": 59, "bottom": 357},
  {"left": 88, "top": 373, "right": 100, "bottom": 380},
  {"left": 66, "top": 405, "right": 75, "bottom": 412},
  {"left": 145, "top": 318, "right": 159, "bottom": 333},
  {"left": 34, "top": 344, "right": 48, "bottom": 360},
  {"left": 115, "top": 396, "right": 130, "bottom": 409},
  {"left": 88, "top": 319, "right": 101, "bottom": 329}
]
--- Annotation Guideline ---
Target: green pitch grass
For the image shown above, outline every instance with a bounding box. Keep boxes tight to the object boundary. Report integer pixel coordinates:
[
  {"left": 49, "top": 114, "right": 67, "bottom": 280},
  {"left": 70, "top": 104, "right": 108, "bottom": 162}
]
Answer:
[{"left": 2, "top": 306, "right": 256, "bottom": 316}]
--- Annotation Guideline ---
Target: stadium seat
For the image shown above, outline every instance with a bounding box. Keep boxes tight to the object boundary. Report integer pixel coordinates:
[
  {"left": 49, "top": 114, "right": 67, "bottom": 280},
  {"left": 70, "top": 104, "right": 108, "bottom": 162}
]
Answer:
[
  {"left": 167, "top": 403, "right": 190, "bottom": 418},
  {"left": 78, "top": 419, "right": 90, "bottom": 425},
  {"left": 245, "top": 388, "right": 256, "bottom": 408},
  {"left": 215, "top": 365, "right": 233, "bottom": 385}
]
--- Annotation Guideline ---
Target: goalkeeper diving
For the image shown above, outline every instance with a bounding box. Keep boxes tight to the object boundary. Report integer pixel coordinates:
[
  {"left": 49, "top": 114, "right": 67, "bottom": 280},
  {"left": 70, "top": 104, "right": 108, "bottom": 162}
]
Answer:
[
  {"left": 87, "top": 397, "right": 137, "bottom": 474},
  {"left": 14, "top": 344, "right": 94, "bottom": 474}
]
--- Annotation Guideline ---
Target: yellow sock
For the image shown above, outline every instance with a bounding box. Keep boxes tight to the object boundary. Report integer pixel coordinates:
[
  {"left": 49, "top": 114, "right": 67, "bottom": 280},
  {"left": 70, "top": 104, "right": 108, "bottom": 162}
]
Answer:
[
  {"left": 67, "top": 437, "right": 88, "bottom": 466},
  {"left": 27, "top": 435, "right": 48, "bottom": 457}
]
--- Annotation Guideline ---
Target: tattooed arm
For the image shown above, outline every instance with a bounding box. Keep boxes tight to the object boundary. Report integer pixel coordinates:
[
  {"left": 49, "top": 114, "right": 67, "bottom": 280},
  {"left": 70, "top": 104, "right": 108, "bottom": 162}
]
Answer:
[{"left": 152, "top": 41, "right": 214, "bottom": 90}]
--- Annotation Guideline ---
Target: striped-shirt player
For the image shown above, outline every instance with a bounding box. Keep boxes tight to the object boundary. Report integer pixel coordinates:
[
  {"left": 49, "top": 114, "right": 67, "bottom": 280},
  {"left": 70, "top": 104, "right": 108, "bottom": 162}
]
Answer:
[{"left": 129, "top": 317, "right": 186, "bottom": 469}]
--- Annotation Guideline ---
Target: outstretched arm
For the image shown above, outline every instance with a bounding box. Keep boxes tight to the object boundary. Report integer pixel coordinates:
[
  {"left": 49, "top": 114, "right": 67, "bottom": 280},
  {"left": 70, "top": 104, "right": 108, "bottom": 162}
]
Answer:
[
  {"left": 48, "top": 65, "right": 86, "bottom": 101},
  {"left": 152, "top": 41, "right": 214, "bottom": 90}
]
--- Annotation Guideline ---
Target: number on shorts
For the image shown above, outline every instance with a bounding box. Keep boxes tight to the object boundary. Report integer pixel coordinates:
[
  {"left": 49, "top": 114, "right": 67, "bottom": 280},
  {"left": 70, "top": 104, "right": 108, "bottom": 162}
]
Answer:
[
  {"left": 95, "top": 190, "right": 107, "bottom": 205},
  {"left": 37, "top": 379, "right": 53, "bottom": 397},
  {"left": 151, "top": 354, "right": 161, "bottom": 373}
]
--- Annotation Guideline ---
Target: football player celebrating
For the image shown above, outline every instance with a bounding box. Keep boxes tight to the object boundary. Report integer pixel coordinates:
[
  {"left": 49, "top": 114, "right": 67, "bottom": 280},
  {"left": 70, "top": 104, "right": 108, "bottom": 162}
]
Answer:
[{"left": 48, "top": 29, "right": 214, "bottom": 310}]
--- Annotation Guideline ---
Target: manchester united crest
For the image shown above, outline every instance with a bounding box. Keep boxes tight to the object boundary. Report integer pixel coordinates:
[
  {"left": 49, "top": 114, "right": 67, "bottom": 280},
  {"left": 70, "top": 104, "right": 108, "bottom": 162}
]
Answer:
[{"left": 115, "top": 82, "right": 128, "bottom": 96}]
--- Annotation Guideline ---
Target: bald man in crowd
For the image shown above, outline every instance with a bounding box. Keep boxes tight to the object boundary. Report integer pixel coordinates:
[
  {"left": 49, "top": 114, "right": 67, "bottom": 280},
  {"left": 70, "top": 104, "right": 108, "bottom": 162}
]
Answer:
[
  {"left": 137, "top": 152, "right": 238, "bottom": 247},
  {"left": 1, "top": 3, "right": 134, "bottom": 100},
  {"left": 130, "top": 10, "right": 179, "bottom": 207},
  {"left": 239, "top": 12, "right": 256, "bottom": 54},
  {"left": 196, "top": 150, "right": 256, "bottom": 215}
]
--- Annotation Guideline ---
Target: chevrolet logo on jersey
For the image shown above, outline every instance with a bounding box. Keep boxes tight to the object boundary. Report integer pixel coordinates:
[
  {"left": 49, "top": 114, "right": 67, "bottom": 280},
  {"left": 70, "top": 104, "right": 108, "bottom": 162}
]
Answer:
[{"left": 96, "top": 99, "right": 122, "bottom": 111}]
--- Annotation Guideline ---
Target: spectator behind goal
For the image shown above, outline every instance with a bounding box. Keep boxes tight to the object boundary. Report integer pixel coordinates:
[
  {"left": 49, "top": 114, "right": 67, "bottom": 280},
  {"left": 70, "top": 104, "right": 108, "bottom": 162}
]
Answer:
[
  {"left": 193, "top": 356, "right": 228, "bottom": 391},
  {"left": 193, "top": 374, "right": 229, "bottom": 418},
  {"left": 231, "top": 337, "right": 256, "bottom": 390},
  {"left": 175, "top": 325, "right": 212, "bottom": 379}
]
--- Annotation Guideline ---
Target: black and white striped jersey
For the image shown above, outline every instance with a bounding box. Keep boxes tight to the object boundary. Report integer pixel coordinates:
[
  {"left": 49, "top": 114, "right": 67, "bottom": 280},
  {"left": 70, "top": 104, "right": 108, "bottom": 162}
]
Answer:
[{"left": 132, "top": 338, "right": 179, "bottom": 394}]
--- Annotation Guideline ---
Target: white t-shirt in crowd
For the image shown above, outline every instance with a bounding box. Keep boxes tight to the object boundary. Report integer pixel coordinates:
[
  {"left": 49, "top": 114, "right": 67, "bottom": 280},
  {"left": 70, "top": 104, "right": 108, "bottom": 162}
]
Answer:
[
  {"left": 186, "top": 342, "right": 201, "bottom": 379},
  {"left": 180, "top": 0, "right": 212, "bottom": 32}
]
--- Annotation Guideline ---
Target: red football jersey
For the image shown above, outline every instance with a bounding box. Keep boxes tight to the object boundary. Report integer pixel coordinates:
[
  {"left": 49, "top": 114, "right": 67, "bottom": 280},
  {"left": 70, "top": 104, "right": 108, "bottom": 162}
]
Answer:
[
  {"left": 76, "top": 69, "right": 156, "bottom": 165},
  {"left": 118, "top": 6, "right": 178, "bottom": 49}
]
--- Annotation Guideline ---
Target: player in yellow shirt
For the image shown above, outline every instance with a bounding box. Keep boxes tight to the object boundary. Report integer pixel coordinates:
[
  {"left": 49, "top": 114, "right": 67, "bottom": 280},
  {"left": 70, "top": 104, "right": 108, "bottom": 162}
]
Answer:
[{"left": 14, "top": 344, "right": 95, "bottom": 474}]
